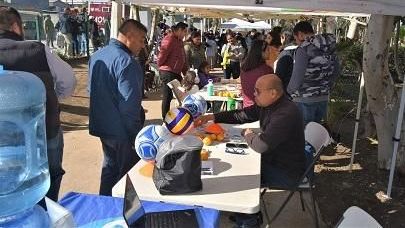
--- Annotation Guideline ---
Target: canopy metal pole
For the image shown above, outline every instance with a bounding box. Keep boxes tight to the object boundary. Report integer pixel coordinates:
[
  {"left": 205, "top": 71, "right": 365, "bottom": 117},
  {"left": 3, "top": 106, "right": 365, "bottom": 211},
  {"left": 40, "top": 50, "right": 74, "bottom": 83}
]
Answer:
[
  {"left": 349, "top": 72, "right": 365, "bottom": 171},
  {"left": 387, "top": 81, "right": 405, "bottom": 197},
  {"left": 386, "top": 21, "right": 405, "bottom": 198}
]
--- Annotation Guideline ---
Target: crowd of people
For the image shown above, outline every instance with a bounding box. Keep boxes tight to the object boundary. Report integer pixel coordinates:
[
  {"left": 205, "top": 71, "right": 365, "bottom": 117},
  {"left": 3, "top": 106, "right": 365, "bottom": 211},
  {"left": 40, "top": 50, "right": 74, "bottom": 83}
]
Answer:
[
  {"left": 43, "top": 7, "right": 110, "bottom": 58},
  {"left": 1, "top": 5, "right": 339, "bottom": 227},
  {"left": 156, "top": 20, "right": 339, "bottom": 227}
]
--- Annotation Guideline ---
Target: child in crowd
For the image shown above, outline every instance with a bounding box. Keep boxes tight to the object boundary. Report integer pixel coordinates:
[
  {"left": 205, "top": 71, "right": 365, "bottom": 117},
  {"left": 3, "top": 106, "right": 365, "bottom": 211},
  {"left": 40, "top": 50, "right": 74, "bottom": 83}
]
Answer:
[
  {"left": 167, "top": 71, "right": 200, "bottom": 103},
  {"left": 197, "top": 61, "right": 221, "bottom": 89}
]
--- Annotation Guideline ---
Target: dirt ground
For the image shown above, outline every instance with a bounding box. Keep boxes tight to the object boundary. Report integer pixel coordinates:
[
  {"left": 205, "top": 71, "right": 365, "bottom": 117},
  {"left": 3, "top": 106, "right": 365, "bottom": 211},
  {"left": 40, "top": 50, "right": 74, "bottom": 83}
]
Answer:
[{"left": 61, "top": 58, "right": 405, "bottom": 227}]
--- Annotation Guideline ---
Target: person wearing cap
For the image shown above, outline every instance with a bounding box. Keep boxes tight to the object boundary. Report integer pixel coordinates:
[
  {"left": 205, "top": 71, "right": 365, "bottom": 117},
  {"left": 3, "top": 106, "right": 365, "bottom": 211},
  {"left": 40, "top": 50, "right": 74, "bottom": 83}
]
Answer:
[
  {"left": 44, "top": 15, "right": 55, "bottom": 48},
  {"left": 157, "top": 22, "right": 188, "bottom": 118},
  {"left": 0, "top": 6, "right": 76, "bottom": 201},
  {"left": 195, "top": 74, "right": 305, "bottom": 227}
]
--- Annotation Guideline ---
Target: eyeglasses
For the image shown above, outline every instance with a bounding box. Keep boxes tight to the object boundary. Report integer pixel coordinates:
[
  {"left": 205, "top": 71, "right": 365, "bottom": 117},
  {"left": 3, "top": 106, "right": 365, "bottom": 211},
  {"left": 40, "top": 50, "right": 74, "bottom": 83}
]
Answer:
[
  {"left": 254, "top": 87, "right": 274, "bottom": 95},
  {"left": 225, "top": 147, "right": 246, "bottom": 155}
]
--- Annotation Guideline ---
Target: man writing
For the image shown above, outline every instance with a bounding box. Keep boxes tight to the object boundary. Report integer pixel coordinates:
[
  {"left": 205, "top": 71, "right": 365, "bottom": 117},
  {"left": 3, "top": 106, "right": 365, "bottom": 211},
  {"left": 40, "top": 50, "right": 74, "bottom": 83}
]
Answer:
[
  {"left": 195, "top": 74, "right": 306, "bottom": 227},
  {"left": 88, "top": 19, "right": 147, "bottom": 196}
]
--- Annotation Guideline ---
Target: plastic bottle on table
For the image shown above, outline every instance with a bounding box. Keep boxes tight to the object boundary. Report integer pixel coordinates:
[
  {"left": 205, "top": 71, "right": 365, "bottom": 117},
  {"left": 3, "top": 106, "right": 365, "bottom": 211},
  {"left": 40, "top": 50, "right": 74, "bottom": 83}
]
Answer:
[
  {"left": 207, "top": 79, "right": 214, "bottom": 96},
  {"left": 0, "top": 66, "right": 50, "bottom": 227}
]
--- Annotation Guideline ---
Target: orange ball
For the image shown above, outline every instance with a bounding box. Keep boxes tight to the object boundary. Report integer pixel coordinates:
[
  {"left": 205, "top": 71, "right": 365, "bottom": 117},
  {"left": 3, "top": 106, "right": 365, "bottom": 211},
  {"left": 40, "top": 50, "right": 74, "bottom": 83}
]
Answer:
[
  {"left": 203, "top": 136, "right": 213, "bottom": 146},
  {"left": 216, "top": 133, "right": 225, "bottom": 141}
]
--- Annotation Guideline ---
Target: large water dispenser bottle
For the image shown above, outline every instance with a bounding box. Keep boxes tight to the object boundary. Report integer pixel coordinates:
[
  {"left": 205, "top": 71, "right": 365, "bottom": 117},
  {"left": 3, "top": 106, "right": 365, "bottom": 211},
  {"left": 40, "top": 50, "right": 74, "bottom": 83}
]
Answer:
[{"left": 0, "top": 66, "right": 50, "bottom": 227}]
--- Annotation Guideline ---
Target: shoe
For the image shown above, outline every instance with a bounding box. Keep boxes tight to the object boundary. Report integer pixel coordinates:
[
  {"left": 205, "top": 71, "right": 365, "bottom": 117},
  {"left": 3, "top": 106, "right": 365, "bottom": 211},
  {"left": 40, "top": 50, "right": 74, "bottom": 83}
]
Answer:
[
  {"left": 167, "top": 79, "right": 181, "bottom": 89},
  {"left": 231, "top": 212, "right": 262, "bottom": 228},
  {"left": 229, "top": 213, "right": 236, "bottom": 222}
]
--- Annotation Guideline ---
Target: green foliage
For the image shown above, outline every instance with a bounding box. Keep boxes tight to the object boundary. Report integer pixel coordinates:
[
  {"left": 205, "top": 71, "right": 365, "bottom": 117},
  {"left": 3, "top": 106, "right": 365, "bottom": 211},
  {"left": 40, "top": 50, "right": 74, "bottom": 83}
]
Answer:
[{"left": 336, "top": 40, "right": 363, "bottom": 71}]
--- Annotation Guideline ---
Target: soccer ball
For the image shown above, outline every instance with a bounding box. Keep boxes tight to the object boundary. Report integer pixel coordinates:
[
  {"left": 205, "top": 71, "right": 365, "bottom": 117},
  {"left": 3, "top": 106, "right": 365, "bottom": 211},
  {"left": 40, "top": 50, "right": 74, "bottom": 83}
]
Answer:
[
  {"left": 135, "top": 125, "right": 172, "bottom": 161},
  {"left": 164, "top": 107, "right": 194, "bottom": 135},
  {"left": 182, "top": 94, "right": 207, "bottom": 118}
]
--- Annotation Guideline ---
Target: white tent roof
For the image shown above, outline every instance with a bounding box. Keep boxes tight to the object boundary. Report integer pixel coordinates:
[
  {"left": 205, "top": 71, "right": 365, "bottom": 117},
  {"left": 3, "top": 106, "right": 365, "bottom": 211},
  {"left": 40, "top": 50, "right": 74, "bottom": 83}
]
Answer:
[
  {"left": 221, "top": 18, "right": 271, "bottom": 30},
  {"left": 125, "top": 0, "right": 405, "bottom": 17}
]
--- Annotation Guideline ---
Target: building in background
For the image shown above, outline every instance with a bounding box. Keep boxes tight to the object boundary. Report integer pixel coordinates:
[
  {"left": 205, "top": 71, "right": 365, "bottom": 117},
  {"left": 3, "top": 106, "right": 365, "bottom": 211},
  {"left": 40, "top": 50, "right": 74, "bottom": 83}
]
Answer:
[{"left": 1, "top": 0, "right": 49, "bottom": 11}]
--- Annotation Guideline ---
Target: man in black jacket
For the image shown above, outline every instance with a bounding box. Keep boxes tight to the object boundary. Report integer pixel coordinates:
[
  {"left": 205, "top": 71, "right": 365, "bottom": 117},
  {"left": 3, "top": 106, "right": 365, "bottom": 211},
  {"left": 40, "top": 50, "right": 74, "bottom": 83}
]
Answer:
[
  {"left": 195, "top": 74, "right": 305, "bottom": 187},
  {"left": 195, "top": 74, "right": 306, "bottom": 227},
  {"left": 0, "top": 6, "right": 76, "bottom": 201}
]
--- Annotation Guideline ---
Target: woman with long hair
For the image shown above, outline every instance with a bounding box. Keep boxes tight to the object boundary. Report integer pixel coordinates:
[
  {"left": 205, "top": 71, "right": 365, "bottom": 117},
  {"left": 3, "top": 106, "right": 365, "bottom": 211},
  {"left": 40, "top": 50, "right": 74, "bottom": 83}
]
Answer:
[
  {"left": 240, "top": 39, "right": 274, "bottom": 107},
  {"left": 184, "top": 31, "right": 206, "bottom": 70}
]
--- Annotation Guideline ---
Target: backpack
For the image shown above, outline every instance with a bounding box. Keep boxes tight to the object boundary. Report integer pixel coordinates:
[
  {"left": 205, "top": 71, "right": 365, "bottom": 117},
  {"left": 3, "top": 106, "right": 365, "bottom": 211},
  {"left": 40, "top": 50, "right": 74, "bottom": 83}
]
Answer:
[{"left": 153, "top": 135, "right": 203, "bottom": 195}]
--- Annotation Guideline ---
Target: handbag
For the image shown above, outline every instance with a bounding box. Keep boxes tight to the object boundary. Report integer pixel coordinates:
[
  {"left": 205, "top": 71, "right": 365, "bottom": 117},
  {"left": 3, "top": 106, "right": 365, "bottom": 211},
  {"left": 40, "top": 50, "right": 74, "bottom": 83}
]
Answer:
[{"left": 153, "top": 135, "right": 203, "bottom": 195}]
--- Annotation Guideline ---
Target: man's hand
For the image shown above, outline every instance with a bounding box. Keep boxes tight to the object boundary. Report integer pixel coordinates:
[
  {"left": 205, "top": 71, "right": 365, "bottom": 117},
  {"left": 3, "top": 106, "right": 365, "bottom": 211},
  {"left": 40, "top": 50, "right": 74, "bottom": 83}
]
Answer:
[
  {"left": 241, "top": 128, "right": 254, "bottom": 137},
  {"left": 194, "top": 114, "right": 215, "bottom": 127}
]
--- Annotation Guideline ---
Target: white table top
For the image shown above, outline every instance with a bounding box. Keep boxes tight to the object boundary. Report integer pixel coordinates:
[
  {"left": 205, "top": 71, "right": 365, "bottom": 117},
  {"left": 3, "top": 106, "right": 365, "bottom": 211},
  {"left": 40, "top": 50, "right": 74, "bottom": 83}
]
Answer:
[
  {"left": 195, "top": 83, "right": 243, "bottom": 102},
  {"left": 112, "top": 122, "right": 261, "bottom": 214}
]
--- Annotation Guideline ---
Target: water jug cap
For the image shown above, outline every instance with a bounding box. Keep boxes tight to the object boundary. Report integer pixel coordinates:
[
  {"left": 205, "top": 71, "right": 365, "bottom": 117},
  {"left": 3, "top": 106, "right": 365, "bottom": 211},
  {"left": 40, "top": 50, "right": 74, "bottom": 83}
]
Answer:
[{"left": 208, "top": 79, "right": 213, "bottom": 83}]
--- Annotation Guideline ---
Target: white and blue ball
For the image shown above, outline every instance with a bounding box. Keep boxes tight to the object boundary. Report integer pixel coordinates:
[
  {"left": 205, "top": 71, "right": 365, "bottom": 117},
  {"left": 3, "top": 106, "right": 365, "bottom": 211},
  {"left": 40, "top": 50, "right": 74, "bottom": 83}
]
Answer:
[
  {"left": 135, "top": 125, "right": 172, "bottom": 161},
  {"left": 182, "top": 94, "right": 207, "bottom": 118},
  {"left": 164, "top": 107, "right": 194, "bottom": 135}
]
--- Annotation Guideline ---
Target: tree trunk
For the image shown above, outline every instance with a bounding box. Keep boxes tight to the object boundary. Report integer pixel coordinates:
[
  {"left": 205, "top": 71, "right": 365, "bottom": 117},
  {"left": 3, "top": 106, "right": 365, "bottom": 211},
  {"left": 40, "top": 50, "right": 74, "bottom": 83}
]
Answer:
[
  {"left": 363, "top": 14, "right": 405, "bottom": 170},
  {"left": 148, "top": 9, "right": 159, "bottom": 51}
]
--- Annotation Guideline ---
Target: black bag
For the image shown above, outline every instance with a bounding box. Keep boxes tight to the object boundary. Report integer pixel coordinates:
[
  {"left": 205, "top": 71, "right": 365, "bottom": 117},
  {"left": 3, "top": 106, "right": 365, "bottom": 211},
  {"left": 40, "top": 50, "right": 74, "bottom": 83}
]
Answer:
[{"left": 153, "top": 135, "right": 203, "bottom": 195}]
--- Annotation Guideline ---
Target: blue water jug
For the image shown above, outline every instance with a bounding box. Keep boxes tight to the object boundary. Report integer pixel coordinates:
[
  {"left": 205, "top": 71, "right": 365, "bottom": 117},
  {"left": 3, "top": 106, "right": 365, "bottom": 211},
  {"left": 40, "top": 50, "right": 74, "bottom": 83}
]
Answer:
[{"left": 0, "top": 66, "right": 50, "bottom": 227}]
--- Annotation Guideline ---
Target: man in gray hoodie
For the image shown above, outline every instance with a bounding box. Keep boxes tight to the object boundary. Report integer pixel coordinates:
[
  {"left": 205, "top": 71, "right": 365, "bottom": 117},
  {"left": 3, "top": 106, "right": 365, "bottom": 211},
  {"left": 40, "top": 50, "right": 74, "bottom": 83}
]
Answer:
[{"left": 287, "top": 21, "right": 340, "bottom": 125}]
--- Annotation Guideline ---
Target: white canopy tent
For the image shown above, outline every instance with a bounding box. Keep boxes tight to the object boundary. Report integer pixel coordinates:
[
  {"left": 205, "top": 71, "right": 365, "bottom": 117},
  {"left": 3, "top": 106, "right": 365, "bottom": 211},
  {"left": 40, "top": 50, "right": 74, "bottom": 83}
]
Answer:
[
  {"left": 123, "top": 0, "right": 404, "bottom": 17},
  {"left": 116, "top": 0, "right": 405, "bottom": 198},
  {"left": 220, "top": 18, "right": 271, "bottom": 30}
]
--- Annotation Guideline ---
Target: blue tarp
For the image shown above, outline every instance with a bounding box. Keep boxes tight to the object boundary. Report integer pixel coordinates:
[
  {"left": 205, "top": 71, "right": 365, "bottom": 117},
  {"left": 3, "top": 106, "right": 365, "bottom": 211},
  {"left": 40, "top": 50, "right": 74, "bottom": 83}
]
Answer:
[{"left": 59, "top": 192, "right": 220, "bottom": 228}]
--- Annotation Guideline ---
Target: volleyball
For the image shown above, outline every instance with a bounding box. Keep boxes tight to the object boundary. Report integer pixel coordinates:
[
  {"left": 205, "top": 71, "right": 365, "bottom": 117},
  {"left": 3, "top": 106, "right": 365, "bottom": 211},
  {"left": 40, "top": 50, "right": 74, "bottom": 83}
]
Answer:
[
  {"left": 164, "top": 107, "right": 194, "bottom": 135},
  {"left": 182, "top": 94, "right": 207, "bottom": 118},
  {"left": 135, "top": 125, "right": 172, "bottom": 161}
]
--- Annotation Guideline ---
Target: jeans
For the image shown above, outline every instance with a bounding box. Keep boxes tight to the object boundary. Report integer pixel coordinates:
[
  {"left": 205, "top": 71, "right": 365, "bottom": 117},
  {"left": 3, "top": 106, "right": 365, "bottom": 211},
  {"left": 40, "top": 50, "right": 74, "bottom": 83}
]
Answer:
[
  {"left": 72, "top": 33, "right": 80, "bottom": 56},
  {"left": 79, "top": 33, "right": 87, "bottom": 55},
  {"left": 261, "top": 165, "right": 296, "bottom": 189},
  {"left": 99, "top": 138, "right": 140, "bottom": 196},
  {"left": 224, "top": 61, "right": 240, "bottom": 79},
  {"left": 62, "top": 33, "right": 73, "bottom": 57},
  {"left": 160, "top": 71, "right": 182, "bottom": 118},
  {"left": 296, "top": 101, "right": 328, "bottom": 126},
  {"left": 45, "top": 33, "right": 54, "bottom": 48},
  {"left": 46, "top": 128, "right": 65, "bottom": 201}
]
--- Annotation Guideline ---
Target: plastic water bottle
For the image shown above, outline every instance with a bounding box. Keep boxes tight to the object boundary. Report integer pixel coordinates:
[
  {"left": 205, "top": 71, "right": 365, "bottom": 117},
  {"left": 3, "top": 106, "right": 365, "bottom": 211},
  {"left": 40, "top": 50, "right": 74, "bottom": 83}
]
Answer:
[
  {"left": 0, "top": 67, "right": 50, "bottom": 227},
  {"left": 207, "top": 79, "right": 214, "bottom": 96}
]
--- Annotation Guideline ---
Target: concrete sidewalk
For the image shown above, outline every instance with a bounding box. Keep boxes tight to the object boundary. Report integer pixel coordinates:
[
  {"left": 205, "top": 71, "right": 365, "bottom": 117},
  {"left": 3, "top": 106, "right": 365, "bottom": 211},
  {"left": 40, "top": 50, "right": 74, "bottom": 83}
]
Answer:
[{"left": 59, "top": 92, "right": 325, "bottom": 228}]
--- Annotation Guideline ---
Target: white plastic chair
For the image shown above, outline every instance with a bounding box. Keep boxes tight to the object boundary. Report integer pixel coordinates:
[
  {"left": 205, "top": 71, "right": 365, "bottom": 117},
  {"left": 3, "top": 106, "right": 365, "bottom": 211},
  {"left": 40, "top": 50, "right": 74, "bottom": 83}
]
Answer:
[
  {"left": 261, "top": 122, "right": 331, "bottom": 228},
  {"left": 336, "top": 206, "right": 382, "bottom": 228},
  {"left": 305, "top": 122, "right": 332, "bottom": 153}
]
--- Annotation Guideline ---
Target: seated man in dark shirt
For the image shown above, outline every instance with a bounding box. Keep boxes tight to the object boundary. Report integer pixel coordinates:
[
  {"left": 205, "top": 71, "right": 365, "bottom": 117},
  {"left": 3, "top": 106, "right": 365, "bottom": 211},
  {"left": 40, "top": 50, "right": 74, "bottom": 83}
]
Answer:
[{"left": 195, "top": 74, "right": 306, "bottom": 227}]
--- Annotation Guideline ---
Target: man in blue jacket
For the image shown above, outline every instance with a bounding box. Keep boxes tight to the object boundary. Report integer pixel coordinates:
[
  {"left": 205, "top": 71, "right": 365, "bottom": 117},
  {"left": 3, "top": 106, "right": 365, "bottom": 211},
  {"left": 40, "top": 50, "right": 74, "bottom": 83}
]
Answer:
[{"left": 89, "top": 19, "right": 147, "bottom": 196}]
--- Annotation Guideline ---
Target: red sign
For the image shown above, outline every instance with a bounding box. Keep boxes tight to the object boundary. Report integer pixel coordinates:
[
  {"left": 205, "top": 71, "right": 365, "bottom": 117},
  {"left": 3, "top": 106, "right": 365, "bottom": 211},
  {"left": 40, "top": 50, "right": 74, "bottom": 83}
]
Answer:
[{"left": 89, "top": 2, "right": 111, "bottom": 28}]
